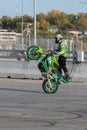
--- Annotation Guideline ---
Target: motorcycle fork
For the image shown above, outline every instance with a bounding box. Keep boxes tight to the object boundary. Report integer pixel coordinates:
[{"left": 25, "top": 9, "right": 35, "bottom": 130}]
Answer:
[
  {"left": 47, "top": 72, "right": 58, "bottom": 89},
  {"left": 47, "top": 73, "right": 53, "bottom": 89}
]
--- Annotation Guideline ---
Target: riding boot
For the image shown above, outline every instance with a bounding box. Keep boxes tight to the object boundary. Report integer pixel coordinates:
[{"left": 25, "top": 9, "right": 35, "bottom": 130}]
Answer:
[{"left": 64, "top": 72, "right": 71, "bottom": 80}]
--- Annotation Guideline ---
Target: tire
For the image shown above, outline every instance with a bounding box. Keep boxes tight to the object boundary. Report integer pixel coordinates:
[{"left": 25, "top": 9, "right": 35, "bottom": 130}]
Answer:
[
  {"left": 27, "top": 45, "right": 41, "bottom": 60},
  {"left": 42, "top": 79, "right": 59, "bottom": 94}
]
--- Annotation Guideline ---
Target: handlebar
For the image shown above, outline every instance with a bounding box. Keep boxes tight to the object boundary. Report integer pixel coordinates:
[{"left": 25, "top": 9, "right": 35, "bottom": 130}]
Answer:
[{"left": 45, "top": 50, "right": 58, "bottom": 55}]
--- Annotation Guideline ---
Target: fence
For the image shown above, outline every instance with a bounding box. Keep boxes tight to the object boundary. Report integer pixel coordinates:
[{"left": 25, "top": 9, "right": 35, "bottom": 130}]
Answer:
[{"left": 0, "top": 36, "right": 87, "bottom": 62}]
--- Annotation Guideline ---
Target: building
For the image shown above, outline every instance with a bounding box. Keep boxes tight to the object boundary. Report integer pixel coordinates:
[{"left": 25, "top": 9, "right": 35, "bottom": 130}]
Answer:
[
  {"left": 0, "top": 29, "right": 21, "bottom": 49},
  {"left": 65, "top": 29, "right": 82, "bottom": 35}
]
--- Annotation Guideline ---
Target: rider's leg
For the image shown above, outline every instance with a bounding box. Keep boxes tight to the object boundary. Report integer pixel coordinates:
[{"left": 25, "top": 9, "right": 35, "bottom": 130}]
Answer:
[
  {"left": 61, "top": 63, "right": 71, "bottom": 80},
  {"left": 58, "top": 66, "right": 62, "bottom": 74},
  {"left": 38, "top": 62, "right": 45, "bottom": 73},
  {"left": 61, "top": 64, "right": 70, "bottom": 79},
  {"left": 38, "top": 62, "right": 46, "bottom": 78},
  {"left": 58, "top": 55, "right": 70, "bottom": 80},
  {"left": 58, "top": 56, "right": 63, "bottom": 75}
]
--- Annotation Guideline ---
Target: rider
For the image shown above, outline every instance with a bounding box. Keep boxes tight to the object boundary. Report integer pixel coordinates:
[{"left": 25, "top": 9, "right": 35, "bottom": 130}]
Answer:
[{"left": 55, "top": 34, "right": 70, "bottom": 80}]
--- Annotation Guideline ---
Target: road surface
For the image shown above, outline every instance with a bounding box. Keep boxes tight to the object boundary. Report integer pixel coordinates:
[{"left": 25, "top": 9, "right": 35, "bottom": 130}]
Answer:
[{"left": 0, "top": 78, "right": 87, "bottom": 130}]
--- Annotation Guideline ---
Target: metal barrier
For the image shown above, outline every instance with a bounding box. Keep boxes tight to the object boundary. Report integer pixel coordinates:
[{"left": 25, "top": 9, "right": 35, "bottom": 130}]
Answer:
[
  {"left": 0, "top": 49, "right": 75, "bottom": 63},
  {"left": 0, "top": 36, "right": 86, "bottom": 63},
  {"left": 0, "top": 49, "right": 27, "bottom": 61}
]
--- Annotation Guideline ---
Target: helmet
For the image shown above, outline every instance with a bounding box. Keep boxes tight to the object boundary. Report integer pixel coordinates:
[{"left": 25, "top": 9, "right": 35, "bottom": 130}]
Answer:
[
  {"left": 55, "top": 34, "right": 63, "bottom": 43},
  {"left": 55, "top": 34, "right": 63, "bottom": 40}
]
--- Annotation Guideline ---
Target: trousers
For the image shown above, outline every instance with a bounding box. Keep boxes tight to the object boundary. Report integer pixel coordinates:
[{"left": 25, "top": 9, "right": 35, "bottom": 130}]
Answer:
[{"left": 58, "top": 55, "right": 68, "bottom": 74}]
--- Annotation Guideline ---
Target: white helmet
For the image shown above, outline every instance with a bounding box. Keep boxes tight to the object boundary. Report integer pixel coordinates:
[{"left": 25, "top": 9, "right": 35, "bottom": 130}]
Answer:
[
  {"left": 55, "top": 34, "right": 63, "bottom": 40},
  {"left": 55, "top": 34, "right": 63, "bottom": 43}
]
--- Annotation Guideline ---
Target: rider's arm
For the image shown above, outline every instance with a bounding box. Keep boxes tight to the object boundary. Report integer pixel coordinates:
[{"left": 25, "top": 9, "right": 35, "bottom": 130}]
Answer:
[
  {"left": 40, "top": 51, "right": 46, "bottom": 55},
  {"left": 40, "top": 51, "right": 51, "bottom": 55},
  {"left": 58, "top": 47, "right": 65, "bottom": 55}
]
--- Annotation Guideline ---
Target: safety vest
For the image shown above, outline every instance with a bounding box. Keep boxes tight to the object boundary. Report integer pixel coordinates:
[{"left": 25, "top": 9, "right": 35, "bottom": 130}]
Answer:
[{"left": 58, "top": 41, "right": 68, "bottom": 57}]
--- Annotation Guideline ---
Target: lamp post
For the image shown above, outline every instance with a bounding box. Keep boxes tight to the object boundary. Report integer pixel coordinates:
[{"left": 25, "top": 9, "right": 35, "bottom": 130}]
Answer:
[
  {"left": 21, "top": 0, "right": 24, "bottom": 50},
  {"left": 16, "top": 0, "right": 18, "bottom": 17},
  {"left": 26, "top": 23, "right": 32, "bottom": 46},
  {"left": 34, "top": 0, "right": 37, "bottom": 45}
]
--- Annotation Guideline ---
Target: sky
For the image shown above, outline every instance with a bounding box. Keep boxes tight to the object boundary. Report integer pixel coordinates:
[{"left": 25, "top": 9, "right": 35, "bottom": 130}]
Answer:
[{"left": 0, "top": 0, "right": 87, "bottom": 18}]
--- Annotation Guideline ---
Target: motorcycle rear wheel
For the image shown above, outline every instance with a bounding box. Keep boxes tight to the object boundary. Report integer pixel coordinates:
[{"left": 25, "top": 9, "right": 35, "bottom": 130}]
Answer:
[
  {"left": 42, "top": 79, "right": 59, "bottom": 94},
  {"left": 27, "top": 45, "right": 41, "bottom": 60}
]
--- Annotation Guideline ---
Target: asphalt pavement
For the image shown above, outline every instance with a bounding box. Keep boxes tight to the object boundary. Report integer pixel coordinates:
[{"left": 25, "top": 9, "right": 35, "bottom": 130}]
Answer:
[{"left": 0, "top": 79, "right": 87, "bottom": 130}]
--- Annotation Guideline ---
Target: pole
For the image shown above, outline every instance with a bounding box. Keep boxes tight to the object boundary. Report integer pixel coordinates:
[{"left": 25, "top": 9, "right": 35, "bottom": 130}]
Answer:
[
  {"left": 34, "top": 0, "right": 36, "bottom": 45},
  {"left": 22, "top": 0, "right": 24, "bottom": 50},
  {"left": 16, "top": 0, "right": 18, "bottom": 17}
]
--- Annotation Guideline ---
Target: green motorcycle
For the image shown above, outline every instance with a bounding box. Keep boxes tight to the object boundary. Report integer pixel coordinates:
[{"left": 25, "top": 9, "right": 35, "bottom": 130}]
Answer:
[{"left": 27, "top": 45, "right": 70, "bottom": 94}]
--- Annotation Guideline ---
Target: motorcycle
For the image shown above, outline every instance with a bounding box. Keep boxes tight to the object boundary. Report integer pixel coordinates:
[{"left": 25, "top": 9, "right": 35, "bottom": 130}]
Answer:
[{"left": 27, "top": 45, "right": 70, "bottom": 94}]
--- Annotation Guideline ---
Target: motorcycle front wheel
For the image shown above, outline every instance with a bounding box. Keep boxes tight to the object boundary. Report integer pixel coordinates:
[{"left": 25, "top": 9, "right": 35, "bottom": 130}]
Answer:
[
  {"left": 27, "top": 45, "right": 41, "bottom": 60},
  {"left": 42, "top": 79, "right": 59, "bottom": 94}
]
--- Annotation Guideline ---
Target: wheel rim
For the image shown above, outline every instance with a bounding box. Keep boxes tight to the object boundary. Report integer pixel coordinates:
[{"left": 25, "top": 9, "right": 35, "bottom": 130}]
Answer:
[
  {"left": 27, "top": 46, "right": 40, "bottom": 60},
  {"left": 43, "top": 80, "right": 58, "bottom": 93}
]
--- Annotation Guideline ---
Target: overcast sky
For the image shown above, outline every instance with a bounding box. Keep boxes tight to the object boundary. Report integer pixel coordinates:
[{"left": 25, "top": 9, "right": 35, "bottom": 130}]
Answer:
[{"left": 0, "top": 0, "right": 87, "bottom": 18}]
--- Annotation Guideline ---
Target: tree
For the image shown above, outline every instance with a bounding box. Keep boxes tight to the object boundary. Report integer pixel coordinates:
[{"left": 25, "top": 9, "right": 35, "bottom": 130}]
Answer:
[
  {"left": 36, "top": 13, "right": 49, "bottom": 34},
  {"left": 0, "top": 10, "right": 87, "bottom": 35},
  {"left": 77, "top": 13, "right": 87, "bottom": 30},
  {"left": 1, "top": 16, "right": 11, "bottom": 29}
]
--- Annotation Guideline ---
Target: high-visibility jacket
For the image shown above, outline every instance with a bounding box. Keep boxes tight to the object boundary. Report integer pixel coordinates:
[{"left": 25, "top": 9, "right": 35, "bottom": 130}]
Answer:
[{"left": 58, "top": 41, "right": 68, "bottom": 57}]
